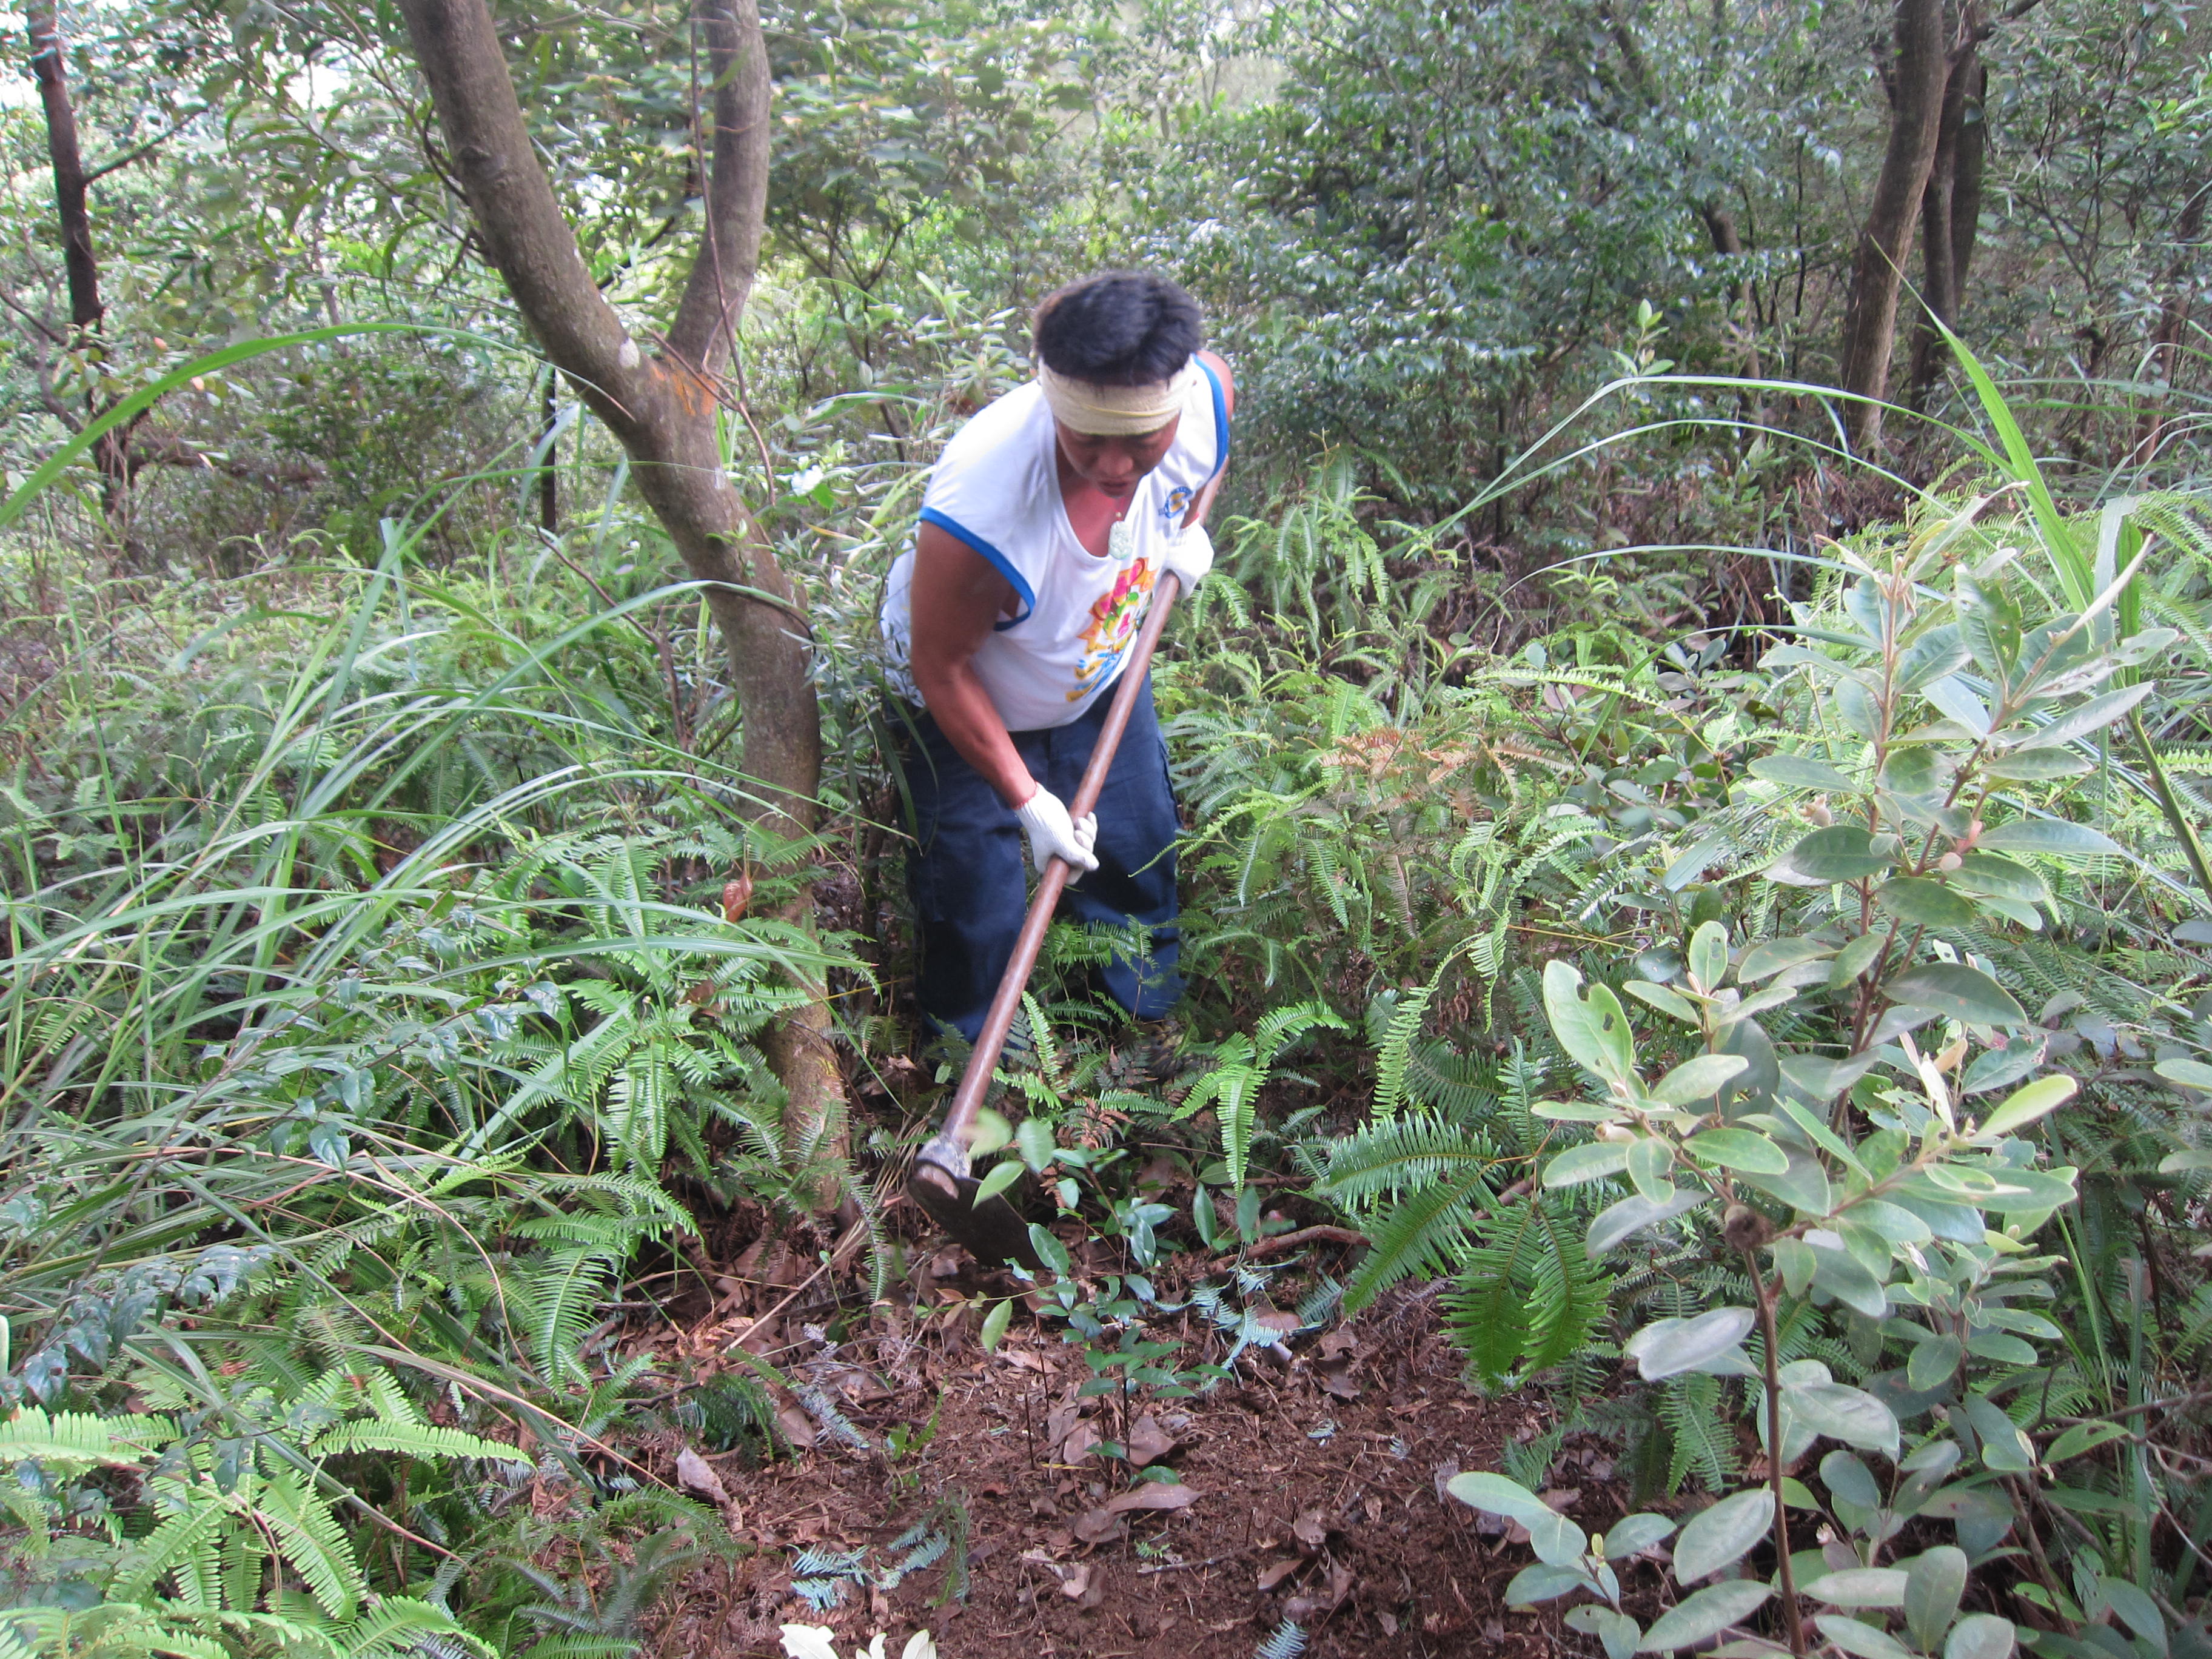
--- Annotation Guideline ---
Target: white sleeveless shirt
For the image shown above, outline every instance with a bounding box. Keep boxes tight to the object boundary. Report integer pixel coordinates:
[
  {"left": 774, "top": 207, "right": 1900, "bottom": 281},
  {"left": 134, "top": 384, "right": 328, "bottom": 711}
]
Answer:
[{"left": 880, "top": 361, "right": 1229, "bottom": 731}]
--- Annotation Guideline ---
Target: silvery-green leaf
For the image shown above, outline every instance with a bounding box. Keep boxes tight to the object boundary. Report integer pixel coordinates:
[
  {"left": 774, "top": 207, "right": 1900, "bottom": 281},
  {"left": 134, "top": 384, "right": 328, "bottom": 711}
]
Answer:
[
  {"left": 1683, "top": 1128, "right": 1789, "bottom": 1175},
  {"left": 1602, "top": 1513, "right": 1677, "bottom": 1560},
  {"left": 1627, "top": 1136, "right": 1675, "bottom": 1200},
  {"left": 1772, "top": 827, "right": 1891, "bottom": 884},
  {"left": 1943, "top": 1614, "right": 2016, "bottom": 1659},
  {"left": 1786, "top": 1381, "right": 1900, "bottom": 1455},
  {"left": 1907, "top": 1333, "right": 1963, "bottom": 1391},
  {"left": 2155, "top": 1057, "right": 2212, "bottom": 1090},
  {"left": 1963, "top": 1394, "right": 2035, "bottom": 1473},
  {"left": 1885, "top": 964, "right": 2026, "bottom": 1027},
  {"left": 1809, "top": 1239, "right": 1889, "bottom": 1318},
  {"left": 2098, "top": 1581, "right": 2166, "bottom": 1655},
  {"left": 1689, "top": 920, "right": 1730, "bottom": 991},
  {"left": 1566, "top": 1604, "right": 1644, "bottom": 1659},
  {"left": 1445, "top": 1472, "right": 1550, "bottom": 1521},
  {"left": 1587, "top": 1187, "right": 1709, "bottom": 1258},
  {"left": 1738, "top": 1149, "right": 1834, "bottom": 1214},
  {"left": 1802, "top": 1568, "right": 1910, "bottom": 1607},
  {"left": 1819, "top": 1450, "right": 1881, "bottom": 1509},
  {"left": 1545, "top": 959, "right": 1638, "bottom": 1087},
  {"left": 1627, "top": 980, "right": 1701, "bottom": 1023},
  {"left": 1816, "top": 1615, "right": 1917, "bottom": 1659},
  {"left": 2015, "top": 682, "right": 2154, "bottom": 751},
  {"left": 1624, "top": 1308, "right": 1756, "bottom": 1381},
  {"left": 1905, "top": 1546, "right": 1968, "bottom": 1652},
  {"left": 1974, "top": 820, "right": 2119, "bottom": 857},
  {"left": 1876, "top": 876, "right": 1979, "bottom": 930},
  {"left": 1546, "top": 1141, "right": 1632, "bottom": 1188},
  {"left": 1738, "top": 938, "right": 1834, "bottom": 982},
  {"left": 1527, "top": 1507, "right": 1589, "bottom": 1566},
  {"left": 1637, "top": 1582, "right": 1772, "bottom": 1652},
  {"left": 1750, "top": 754, "right": 1861, "bottom": 794},
  {"left": 1503, "top": 1562, "right": 1591, "bottom": 1606},
  {"left": 1977, "top": 1074, "right": 2076, "bottom": 1138},
  {"left": 1650, "top": 1053, "right": 1751, "bottom": 1107},
  {"left": 1671, "top": 1489, "right": 1771, "bottom": 1583}
]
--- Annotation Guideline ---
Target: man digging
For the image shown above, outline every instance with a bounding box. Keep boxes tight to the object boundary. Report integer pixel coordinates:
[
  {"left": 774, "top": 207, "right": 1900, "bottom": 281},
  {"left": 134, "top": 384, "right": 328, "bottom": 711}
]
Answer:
[{"left": 881, "top": 269, "right": 1233, "bottom": 1047}]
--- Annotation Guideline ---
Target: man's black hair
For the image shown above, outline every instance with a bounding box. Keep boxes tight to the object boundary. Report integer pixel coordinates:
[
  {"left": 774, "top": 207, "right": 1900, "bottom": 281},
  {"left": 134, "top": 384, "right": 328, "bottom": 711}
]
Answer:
[{"left": 1033, "top": 270, "right": 1203, "bottom": 386}]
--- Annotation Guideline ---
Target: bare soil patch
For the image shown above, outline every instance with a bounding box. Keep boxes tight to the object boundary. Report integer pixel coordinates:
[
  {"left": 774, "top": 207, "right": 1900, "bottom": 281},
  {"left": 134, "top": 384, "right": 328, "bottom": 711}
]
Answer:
[{"left": 625, "top": 1242, "right": 1635, "bottom": 1659}]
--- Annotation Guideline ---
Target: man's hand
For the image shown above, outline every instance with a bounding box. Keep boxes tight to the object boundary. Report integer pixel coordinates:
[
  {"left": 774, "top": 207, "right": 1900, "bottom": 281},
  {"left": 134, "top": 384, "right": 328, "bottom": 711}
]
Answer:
[
  {"left": 1015, "top": 785, "right": 1099, "bottom": 873},
  {"left": 1162, "top": 523, "right": 1214, "bottom": 594}
]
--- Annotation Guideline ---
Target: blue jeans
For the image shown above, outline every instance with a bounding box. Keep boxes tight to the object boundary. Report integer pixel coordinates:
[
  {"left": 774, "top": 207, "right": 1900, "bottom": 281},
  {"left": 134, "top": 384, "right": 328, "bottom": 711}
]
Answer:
[{"left": 896, "top": 671, "right": 1182, "bottom": 1041}]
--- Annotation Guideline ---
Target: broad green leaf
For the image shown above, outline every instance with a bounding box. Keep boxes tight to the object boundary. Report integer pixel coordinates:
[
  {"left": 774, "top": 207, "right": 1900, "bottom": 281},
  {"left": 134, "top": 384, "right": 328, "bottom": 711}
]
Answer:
[
  {"left": 1738, "top": 938, "right": 1833, "bottom": 982},
  {"left": 1809, "top": 1241, "right": 1889, "bottom": 1317},
  {"left": 1544, "top": 960, "right": 1637, "bottom": 1088},
  {"left": 1771, "top": 1236, "right": 1815, "bottom": 1296},
  {"left": 1802, "top": 1569, "right": 1910, "bottom": 1607},
  {"left": 1786, "top": 1381, "right": 1900, "bottom": 1455},
  {"left": 979, "top": 1298, "right": 1013, "bottom": 1352},
  {"left": 1016, "top": 1117, "right": 1058, "bottom": 1172},
  {"left": 1544, "top": 1141, "right": 1632, "bottom": 1188},
  {"left": 968, "top": 1107, "right": 1013, "bottom": 1156},
  {"left": 1976, "top": 1074, "right": 2076, "bottom": 1138},
  {"left": 1772, "top": 826, "right": 1891, "bottom": 884},
  {"left": 1627, "top": 1136, "right": 1674, "bottom": 1200},
  {"left": 1027, "top": 1224, "right": 1071, "bottom": 1278},
  {"left": 1897, "top": 626, "right": 1971, "bottom": 692},
  {"left": 2015, "top": 682, "right": 2154, "bottom": 751},
  {"left": 1623, "top": 1307, "right": 1755, "bottom": 1380},
  {"left": 1819, "top": 1450, "right": 1881, "bottom": 1509},
  {"left": 1601, "top": 1513, "right": 1676, "bottom": 1559},
  {"left": 1504, "top": 1562, "right": 1592, "bottom": 1606},
  {"left": 1626, "top": 980, "right": 1701, "bottom": 1022},
  {"left": 1885, "top": 964, "right": 2026, "bottom": 1027},
  {"left": 1828, "top": 929, "right": 1886, "bottom": 989},
  {"left": 1985, "top": 749, "right": 2094, "bottom": 780},
  {"left": 1849, "top": 1199, "right": 1931, "bottom": 1244},
  {"left": 1950, "top": 853, "right": 2051, "bottom": 903},
  {"left": 1944, "top": 1614, "right": 2017, "bottom": 1659},
  {"left": 2153, "top": 1057, "right": 2212, "bottom": 1090},
  {"left": 1974, "top": 820, "right": 2120, "bottom": 857},
  {"left": 1751, "top": 754, "right": 1860, "bottom": 794},
  {"left": 1650, "top": 1053, "right": 1749, "bottom": 1107},
  {"left": 1565, "top": 1604, "right": 1644, "bottom": 1659},
  {"left": 1586, "top": 1187, "right": 1709, "bottom": 1258},
  {"left": 1961, "top": 1037, "right": 2046, "bottom": 1095},
  {"left": 1963, "top": 1394, "right": 2035, "bottom": 1472},
  {"left": 1637, "top": 1581, "right": 1772, "bottom": 1652},
  {"left": 1740, "top": 1149, "right": 1834, "bottom": 1214},
  {"left": 1446, "top": 1472, "right": 1551, "bottom": 1522},
  {"left": 1905, "top": 1547, "right": 1969, "bottom": 1652},
  {"left": 2099, "top": 1580, "right": 2167, "bottom": 1655},
  {"left": 2159, "top": 1150, "right": 2212, "bottom": 1173},
  {"left": 1779, "top": 1051, "right": 1879, "bottom": 1102},
  {"left": 1816, "top": 1614, "right": 1916, "bottom": 1659},
  {"left": 1671, "top": 1489, "right": 1770, "bottom": 1583},
  {"left": 1875, "top": 877, "right": 1979, "bottom": 930},
  {"left": 1682, "top": 1128, "right": 1789, "bottom": 1175},
  {"left": 971, "top": 1161, "right": 1022, "bottom": 1206},
  {"left": 1688, "top": 920, "right": 1730, "bottom": 991},
  {"left": 1907, "top": 1333, "right": 1963, "bottom": 1391},
  {"left": 1527, "top": 1507, "right": 1589, "bottom": 1566}
]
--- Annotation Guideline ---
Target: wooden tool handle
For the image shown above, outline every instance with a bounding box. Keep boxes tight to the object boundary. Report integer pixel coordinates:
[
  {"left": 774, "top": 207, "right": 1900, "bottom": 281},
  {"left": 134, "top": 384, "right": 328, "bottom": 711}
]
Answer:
[{"left": 934, "top": 571, "right": 1182, "bottom": 1150}]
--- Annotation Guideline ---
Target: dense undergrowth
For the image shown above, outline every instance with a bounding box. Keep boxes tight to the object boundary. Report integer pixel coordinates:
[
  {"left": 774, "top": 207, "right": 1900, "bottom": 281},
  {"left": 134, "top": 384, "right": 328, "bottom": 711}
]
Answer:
[{"left": 3, "top": 342, "right": 2211, "bottom": 1659}]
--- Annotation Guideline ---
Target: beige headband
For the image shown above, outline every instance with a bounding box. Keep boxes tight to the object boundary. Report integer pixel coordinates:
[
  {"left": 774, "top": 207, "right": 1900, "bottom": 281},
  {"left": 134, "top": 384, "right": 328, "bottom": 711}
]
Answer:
[{"left": 1037, "top": 360, "right": 1196, "bottom": 435}]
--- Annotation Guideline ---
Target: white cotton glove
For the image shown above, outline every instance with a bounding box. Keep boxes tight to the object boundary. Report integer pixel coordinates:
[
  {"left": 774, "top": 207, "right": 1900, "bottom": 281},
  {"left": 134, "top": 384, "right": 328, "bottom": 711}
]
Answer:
[
  {"left": 1015, "top": 785, "right": 1099, "bottom": 873},
  {"left": 1161, "top": 522, "right": 1214, "bottom": 595}
]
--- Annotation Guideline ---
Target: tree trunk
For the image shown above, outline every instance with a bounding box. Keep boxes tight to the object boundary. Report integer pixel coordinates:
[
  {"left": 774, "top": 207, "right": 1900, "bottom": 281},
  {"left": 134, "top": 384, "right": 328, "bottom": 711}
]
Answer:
[
  {"left": 395, "top": 0, "right": 843, "bottom": 1159},
  {"left": 1908, "top": 49, "right": 1987, "bottom": 406},
  {"left": 1836, "top": 0, "right": 1949, "bottom": 449},
  {"left": 2133, "top": 179, "right": 2210, "bottom": 463},
  {"left": 26, "top": 0, "right": 135, "bottom": 541},
  {"left": 1703, "top": 201, "right": 1764, "bottom": 379}
]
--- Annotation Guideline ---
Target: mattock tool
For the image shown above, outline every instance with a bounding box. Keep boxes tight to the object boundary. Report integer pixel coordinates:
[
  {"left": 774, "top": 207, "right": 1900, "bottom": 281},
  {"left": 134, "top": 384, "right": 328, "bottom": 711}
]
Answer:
[{"left": 905, "top": 571, "right": 1184, "bottom": 1270}]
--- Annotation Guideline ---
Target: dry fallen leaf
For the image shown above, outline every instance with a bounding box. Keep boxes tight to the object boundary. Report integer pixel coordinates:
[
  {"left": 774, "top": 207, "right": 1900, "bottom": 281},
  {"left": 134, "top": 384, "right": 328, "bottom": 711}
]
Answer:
[
  {"left": 675, "top": 1446, "right": 728, "bottom": 1506},
  {"left": 1125, "top": 1412, "right": 1177, "bottom": 1467},
  {"left": 775, "top": 1407, "right": 817, "bottom": 1449},
  {"left": 1290, "top": 1507, "right": 1330, "bottom": 1551},
  {"left": 1071, "top": 1507, "right": 1127, "bottom": 1544},
  {"left": 1256, "top": 1557, "right": 1305, "bottom": 1591},
  {"left": 721, "top": 871, "right": 753, "bottom": 922},
  {"left": 1101, "top": 1481, "right": 1201, "bottom": 1515},
  {"left": 1057, "top": 1563, "right": 1093, "bottom": 1601},
  {"left": 1061, "top": 1419, "right": 1102, "bottom": 1464}
]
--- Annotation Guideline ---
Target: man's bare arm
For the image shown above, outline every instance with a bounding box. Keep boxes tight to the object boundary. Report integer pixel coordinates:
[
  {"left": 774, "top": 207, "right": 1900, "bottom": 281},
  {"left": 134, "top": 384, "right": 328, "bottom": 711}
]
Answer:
[{"left": 907, "top": 523, "right": 1036, "bottom": 806}]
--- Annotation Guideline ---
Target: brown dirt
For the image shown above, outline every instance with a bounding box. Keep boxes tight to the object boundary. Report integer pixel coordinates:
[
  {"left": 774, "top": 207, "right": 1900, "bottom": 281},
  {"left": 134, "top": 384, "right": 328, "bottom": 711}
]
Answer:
[{"left": 627, "top": 1247, "right": 1643, "bottom": 1659}]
